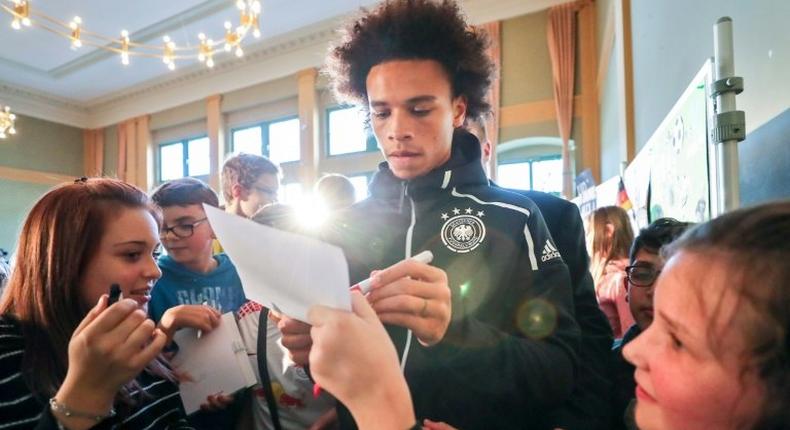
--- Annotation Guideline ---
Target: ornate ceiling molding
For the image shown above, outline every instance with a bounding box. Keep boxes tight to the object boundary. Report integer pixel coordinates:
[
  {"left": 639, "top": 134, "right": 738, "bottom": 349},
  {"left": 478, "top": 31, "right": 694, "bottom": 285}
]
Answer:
[
  {"left": 1, "top": 0, "right": 564, "bottom": 129},
  {"left": 0, "top": 82, "right": 91, "bottom": 127}
]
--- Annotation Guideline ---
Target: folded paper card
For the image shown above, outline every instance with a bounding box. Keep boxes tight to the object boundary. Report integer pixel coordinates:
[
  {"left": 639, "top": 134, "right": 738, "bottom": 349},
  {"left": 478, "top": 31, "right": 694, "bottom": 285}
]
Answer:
[
  {"left": 171, "top": 312, "right": 257, "bottom": 414},
  {"left": 203, "top": 205, "right": 352, "bottom": 322}
]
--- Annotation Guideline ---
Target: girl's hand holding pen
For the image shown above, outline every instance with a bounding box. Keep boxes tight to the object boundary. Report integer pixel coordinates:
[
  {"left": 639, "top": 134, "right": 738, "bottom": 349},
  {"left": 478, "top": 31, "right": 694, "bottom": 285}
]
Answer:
[{"left": 55, "top": 295, "right": 168, "bottom": 424}]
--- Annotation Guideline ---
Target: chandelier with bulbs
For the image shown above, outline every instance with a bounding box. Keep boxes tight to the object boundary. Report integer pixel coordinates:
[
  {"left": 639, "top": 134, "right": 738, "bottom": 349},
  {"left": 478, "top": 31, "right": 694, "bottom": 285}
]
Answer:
[
  {"left": 0, "top": 105, "right": 16, "bottom": 139},
  {"left": 1, "top": 0, "right": 262, "bottom": 70}
]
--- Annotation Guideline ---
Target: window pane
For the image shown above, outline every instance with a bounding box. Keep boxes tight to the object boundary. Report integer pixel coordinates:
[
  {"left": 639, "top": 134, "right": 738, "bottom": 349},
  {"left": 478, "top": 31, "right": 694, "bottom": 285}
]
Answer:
[
  {"left": 328, "top": 107, "right": 368, "bottom": 155},
  {"left": 531, "top": 158, "right": 563, "bottom": 194},
  {"left": 279, "top": 182, "right": 303, "bottom": 205},
  {"left": 160, "top": 143, "right": 184, "bottom": 181},
  {"left": 268, "top": 119, "right": 300, "bottom": 164},
  {"left": 497, "top": 162, "right": 531, "bottom": 190},
  {"left": 233, "top": 126, "right": 263, "bottom": 155},
  {"left": 187, "top": 137, "right": 210, "bottom": 176},
  {"left": 348, "top": 175, "right": 369, "bottom": 202}
]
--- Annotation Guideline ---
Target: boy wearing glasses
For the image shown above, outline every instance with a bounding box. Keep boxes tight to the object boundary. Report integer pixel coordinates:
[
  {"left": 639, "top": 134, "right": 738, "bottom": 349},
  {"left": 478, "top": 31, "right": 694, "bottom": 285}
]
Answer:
[
  {"left": 221, "top": 153, "right": 280, "bottom": 219},
  {"left": 612, "top": 217, "right": 691, "bottom": 429},
  {"left": 148, "top": 177, "right": 246, "bottom": 324}
]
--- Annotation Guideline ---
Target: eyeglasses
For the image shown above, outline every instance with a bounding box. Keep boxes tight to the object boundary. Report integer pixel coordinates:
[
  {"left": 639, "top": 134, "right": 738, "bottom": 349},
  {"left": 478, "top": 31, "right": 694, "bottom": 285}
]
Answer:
[
  {"left": 251, "top": 185, "right": 278, "bottom": 201},
  {"left": 625, "top": 264, "right": 661, "bottom": 287},
  {"left": 161, "top": 217, "right": 208, "bottom": 239}
]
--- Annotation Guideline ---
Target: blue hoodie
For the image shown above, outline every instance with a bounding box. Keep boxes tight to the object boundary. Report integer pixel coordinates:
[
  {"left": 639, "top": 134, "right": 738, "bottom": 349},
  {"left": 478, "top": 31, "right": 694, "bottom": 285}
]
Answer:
[{"left": 149, "top": 253, "right": 246, "bottom": 323}]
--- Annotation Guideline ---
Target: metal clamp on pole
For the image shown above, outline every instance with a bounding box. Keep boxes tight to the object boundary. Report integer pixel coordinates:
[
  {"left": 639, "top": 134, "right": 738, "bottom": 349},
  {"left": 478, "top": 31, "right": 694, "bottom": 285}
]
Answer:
[{"left": 711, "top": 16, "right": 744, "bottom": 213}]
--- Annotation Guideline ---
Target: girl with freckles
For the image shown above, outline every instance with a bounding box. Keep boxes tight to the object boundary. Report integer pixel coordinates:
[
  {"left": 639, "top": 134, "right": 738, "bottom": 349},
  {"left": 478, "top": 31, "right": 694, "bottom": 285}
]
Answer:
[
  {"left": 0, "top": 178, "right": 221, "bottom": 430},
  {"left": 623, "top": 201, "right": 790, "bottom": 430}
]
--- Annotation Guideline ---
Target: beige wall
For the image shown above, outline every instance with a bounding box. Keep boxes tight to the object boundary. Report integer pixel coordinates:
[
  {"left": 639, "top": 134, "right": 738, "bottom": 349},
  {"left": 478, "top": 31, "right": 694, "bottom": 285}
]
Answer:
[
  {"left": 0, "top": 114, "right": 84, "bottom": 249},
  {"left": 499, "top": 11, "right": 583, "bottom": 171}
]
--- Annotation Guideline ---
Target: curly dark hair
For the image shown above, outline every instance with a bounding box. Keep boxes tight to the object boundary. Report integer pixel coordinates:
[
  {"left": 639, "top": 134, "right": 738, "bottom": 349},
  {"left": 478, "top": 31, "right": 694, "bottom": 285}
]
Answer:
[{"left": 325, "top": 0, "right": 495, "bottom": 119}]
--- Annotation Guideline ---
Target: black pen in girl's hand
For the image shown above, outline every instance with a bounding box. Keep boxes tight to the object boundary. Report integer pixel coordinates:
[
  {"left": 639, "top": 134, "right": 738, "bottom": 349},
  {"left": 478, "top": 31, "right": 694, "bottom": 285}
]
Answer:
[{"left": 108, "top": 283, "right": 122, "bottom": 305}]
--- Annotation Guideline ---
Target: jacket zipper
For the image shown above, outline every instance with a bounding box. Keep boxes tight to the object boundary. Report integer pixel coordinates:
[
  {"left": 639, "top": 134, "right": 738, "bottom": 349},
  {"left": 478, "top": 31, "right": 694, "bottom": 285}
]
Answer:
[{"left": 400, "top": 185, "right": 417, "bottom": 371}]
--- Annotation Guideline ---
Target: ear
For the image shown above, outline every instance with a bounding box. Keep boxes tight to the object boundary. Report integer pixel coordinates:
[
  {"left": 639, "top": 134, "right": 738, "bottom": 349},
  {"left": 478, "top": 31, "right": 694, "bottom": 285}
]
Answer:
[
  {"left": 452, "top": 95, "right": 468, "bottom": 128},
  {"left": 231, "top": 183, "right": 245, "bottom": 200},
  {"left": 623, "top": 276, "right": 630, "bottom": 302},
  {"left": 482, "top": 140, "right": 492, "bottom": 160}
]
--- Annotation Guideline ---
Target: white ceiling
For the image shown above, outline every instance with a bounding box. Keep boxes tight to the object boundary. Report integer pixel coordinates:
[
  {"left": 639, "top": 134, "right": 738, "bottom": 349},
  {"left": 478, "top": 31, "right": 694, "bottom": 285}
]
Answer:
[{"left": 0, "top": 0, "right": 565, "bottom": 128}]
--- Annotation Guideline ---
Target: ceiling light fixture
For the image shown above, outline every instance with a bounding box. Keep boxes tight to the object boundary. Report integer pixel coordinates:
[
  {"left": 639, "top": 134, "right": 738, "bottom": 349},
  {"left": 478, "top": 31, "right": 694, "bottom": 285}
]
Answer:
[
  {"left": 0, "top": 0, "right": 262, "bottom": 70},
  {"left": 0, "top": 105, "right": 17, "bottom": 139}
]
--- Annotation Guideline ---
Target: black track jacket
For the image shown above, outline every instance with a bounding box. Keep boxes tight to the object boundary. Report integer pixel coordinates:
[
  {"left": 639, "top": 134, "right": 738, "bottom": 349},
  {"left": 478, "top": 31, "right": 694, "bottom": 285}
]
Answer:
[{"left": 328, "top": 129, "right": 581, "bottom": 429}]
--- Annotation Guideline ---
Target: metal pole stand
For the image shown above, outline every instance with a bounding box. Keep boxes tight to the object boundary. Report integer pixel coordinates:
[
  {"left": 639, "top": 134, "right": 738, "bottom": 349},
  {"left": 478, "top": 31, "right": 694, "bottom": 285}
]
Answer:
[{"left": 711, "top": 16, "right": 745, "bottom": 213}]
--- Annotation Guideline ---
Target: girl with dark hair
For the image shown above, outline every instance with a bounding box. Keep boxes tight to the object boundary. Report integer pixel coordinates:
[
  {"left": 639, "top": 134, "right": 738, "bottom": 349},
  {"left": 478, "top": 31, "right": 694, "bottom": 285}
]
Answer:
[
  {"left": 624, "top": 200, "right": 790, "bottom": 430},
  {"left": 0, "top": 178, "right": 221, "bottom": 429}
]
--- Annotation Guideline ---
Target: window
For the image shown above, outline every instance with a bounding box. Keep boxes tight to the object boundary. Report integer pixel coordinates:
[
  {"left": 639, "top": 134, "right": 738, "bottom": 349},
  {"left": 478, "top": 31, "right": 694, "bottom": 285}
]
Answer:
[
  {"left": 158, "top": 136, "right": 210, "bottom": 182},
  {"left": 279, "top": 182, "right": 303, "bottom": 205},
  {"left": 268, "top": 118, "right": 300, "bottom": 165},
  {"left": 327, "top": 106, "right": 377, "bottom": 156},
  {"left": 531, "top": 158, "right": 563, "bottom": 194},
  {"left": 232, "top": 126, "right": 263, "bottom": 155},
  {"left": 231, "top": 116, "right": 301, "bottom": 165},
  {"left": 348, "top": 174, "right": 370, "bottom": 202},
  {"left": 496, "top": 155, "right": 562, "bottom": 195}
]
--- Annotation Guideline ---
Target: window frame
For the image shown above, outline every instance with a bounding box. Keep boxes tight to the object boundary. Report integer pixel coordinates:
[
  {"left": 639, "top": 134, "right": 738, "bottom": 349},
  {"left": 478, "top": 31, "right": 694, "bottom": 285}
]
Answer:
[
  {"left": 230, "top": 115, "right": 301, "bottom": 165},
  {"left": 157, "top": 134, "right": 210, "bottom": 184},
  {"left": 497, "top": 154, "right": 562, "bottom": 195},
  {"left": 325, "top": 105, "right": 379, "bottom": 158}
]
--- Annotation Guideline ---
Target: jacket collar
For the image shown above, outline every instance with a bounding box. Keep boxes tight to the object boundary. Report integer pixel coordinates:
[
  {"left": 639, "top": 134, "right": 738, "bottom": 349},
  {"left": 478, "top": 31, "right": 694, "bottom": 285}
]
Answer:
[{"left": 369, "top": 128, "right": 488, "bottom": 201}]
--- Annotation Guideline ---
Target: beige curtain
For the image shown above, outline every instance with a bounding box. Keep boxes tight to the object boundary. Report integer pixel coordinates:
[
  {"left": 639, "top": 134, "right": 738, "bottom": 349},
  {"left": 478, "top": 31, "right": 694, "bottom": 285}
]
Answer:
[
  {"left": 117, "top": 115, "right": 152, "bottom": 190},
  {"left": 547, "top": 2, "right": 578, "bottom": 198},
  {"left": 479, "top": 21, "right": 502, "bottom": 180},
  {"left": 83, "top": 129, "right": 104, "bottom": 177}
]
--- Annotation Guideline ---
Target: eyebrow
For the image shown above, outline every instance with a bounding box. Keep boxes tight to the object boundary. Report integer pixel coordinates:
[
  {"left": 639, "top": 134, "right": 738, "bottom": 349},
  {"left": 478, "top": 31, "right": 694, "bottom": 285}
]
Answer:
[
  {"left": 658, "top": 310, "right": 690, "bottom": 336},
  {"left": 170, "top": 216, "right": 198, "bottom": 224},
  {"left": 370, "top": 95, "right": 438, "bottom": 108},
  {"left": 112, "top": 240, "right": 149, "bottom": 248}
]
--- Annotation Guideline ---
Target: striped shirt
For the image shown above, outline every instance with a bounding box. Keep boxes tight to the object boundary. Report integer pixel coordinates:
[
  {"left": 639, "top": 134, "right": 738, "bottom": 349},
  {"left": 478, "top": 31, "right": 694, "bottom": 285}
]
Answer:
[{"left": 0, "top": 315, "right": 193, "bottom": 430}]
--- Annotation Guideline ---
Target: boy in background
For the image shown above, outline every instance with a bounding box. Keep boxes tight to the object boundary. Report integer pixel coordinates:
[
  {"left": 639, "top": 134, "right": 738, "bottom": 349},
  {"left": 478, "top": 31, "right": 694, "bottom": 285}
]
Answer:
[
  {"left": 149, "top": 177, "right": 247, "bottom": 429},
  {"left": 149, "top": 177, "right": 246, "bottom": 321},
  {"left": 221, "top": 153, "right": 280, "bottom": 218},
  {"left": 612, "top": 218, "right": 691, "bottom": 429}
]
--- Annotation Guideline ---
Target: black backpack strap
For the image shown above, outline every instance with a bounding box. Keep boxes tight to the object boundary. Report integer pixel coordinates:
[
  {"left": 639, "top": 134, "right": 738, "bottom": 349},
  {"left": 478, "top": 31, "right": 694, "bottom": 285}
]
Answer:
[{"left": 258, "top": 308, "right": 283, "bottom": 430}]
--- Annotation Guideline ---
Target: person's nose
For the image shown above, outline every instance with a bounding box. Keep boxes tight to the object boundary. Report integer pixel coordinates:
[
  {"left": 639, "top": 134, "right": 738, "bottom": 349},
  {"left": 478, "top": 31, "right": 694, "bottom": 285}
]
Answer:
[{"left": 387, "top": 109, "right": 414, "bottom": 142}]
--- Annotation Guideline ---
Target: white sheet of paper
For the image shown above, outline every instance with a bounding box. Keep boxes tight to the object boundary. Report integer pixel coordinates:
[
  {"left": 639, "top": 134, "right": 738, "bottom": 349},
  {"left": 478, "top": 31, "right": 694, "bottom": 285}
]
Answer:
[
  {"left": 171, "top": 312, "right": 257, "bottom": 414},
  {"left": 204, "top": 205, "right": 351, "bottom": 322}
]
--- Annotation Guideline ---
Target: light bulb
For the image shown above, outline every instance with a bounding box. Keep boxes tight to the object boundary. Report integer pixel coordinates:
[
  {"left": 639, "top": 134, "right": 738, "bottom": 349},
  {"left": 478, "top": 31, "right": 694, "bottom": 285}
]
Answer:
[
  {"left": 235, "top": 46, "right": 243, "bottom": 57},
  {"left": 198, "top": 53, "right": 205, "bottom": 62},
  {"left": 121, "top": 53, "right": 129, "bottom": 65},
  {"left": 74, "top": 16, "right": 82, "bottom": 24},
  {"left": 251, "top": 1, "right": 261, "bottom": 14},
  {"left": 224, "top": 43, "right": 231, "bottom": 52},
  {"left": 224, "top": 21, "right": 232, "bottom": 30},
  {"left": 22, "top": 17, "right": 31, "bottom": 26},
  {"left": 198, "top": 32, "right": 206, "bottom": 40},
  {"left": 206, "top": 58, "right": 215, "bottom": 68},
  {"left": 253, "top": 28, "right": 261, "bottom": 38},
  {"left": 11, "top": 19, "right": 20, "bottom": 30},
  {"left": 236, "top": 0, "right": 246, "bottom": 10},
  {"left": 168, "top": 62, "right": 175, "bottom": 70},
  {"left": 9, "top": 127, "right": 16, "bottom": 135},
  {"left": 121, "top": 29, "right": 129, "bottom": 38},
  {"left": 71, "top": 39, "right": 82, "bottom": 49}
]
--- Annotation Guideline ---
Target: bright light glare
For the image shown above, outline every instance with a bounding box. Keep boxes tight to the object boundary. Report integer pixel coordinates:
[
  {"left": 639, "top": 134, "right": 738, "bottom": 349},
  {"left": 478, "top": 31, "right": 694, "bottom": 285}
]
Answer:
[{"left": 293, "top": 195, "right": 329, "bottom": 230}]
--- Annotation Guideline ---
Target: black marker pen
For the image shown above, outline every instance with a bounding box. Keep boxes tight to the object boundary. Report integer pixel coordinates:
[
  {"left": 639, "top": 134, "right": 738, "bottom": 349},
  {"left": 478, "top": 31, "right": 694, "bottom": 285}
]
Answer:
[{"left": 108, "top": 283, "right": 122, "bottom": 305}]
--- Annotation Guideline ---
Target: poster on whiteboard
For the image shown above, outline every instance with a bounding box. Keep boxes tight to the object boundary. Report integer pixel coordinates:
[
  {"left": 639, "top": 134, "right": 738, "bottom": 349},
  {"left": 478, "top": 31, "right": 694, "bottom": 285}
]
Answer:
[{"left": 643, "top": 61, "right": 713, "bottom": 223}]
